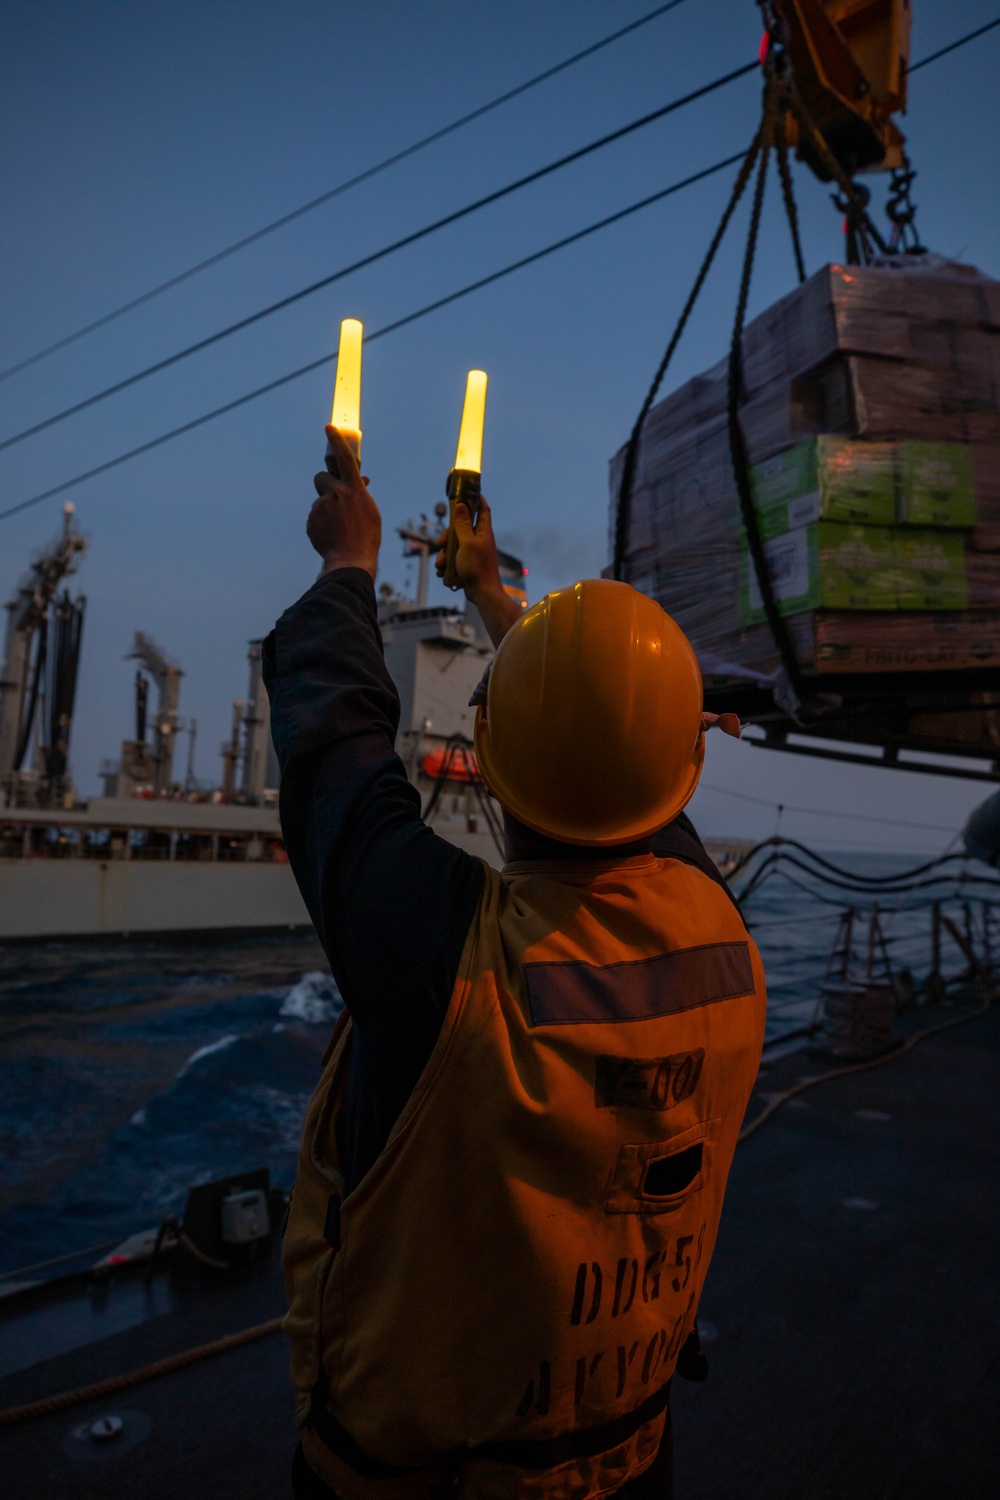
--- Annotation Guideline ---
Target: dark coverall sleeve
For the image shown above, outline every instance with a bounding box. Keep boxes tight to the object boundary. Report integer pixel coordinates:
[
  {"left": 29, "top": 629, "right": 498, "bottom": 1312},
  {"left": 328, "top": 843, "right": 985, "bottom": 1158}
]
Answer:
[{"left": 262, "top": 567, "right": 485, "bottom": 1191}]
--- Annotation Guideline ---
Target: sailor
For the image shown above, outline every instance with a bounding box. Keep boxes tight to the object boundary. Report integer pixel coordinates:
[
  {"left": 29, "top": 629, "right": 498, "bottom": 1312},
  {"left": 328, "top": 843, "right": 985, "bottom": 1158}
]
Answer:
[{"left": 263, "top": 426, "right": 766, "bottom": 1500}]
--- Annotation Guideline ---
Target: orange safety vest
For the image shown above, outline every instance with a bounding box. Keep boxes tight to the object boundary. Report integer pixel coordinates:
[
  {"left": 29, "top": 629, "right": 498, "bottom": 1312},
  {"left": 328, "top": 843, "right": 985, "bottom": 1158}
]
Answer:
[{"left": 284, "top": 853, "right": 766, "bottom": 1500}]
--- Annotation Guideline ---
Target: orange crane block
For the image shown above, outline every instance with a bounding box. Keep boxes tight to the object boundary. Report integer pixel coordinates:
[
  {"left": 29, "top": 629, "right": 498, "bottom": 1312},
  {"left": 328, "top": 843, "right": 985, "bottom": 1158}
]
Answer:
[{"left": 773, "top": 0, "right": 911, "bottom": 177}]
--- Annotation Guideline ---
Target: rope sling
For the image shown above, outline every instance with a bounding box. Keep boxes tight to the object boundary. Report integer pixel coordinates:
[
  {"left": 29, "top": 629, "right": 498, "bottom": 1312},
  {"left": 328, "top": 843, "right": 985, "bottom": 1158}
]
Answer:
[{"left": 612, "top": 46, "right": 893, "bottom": 714}]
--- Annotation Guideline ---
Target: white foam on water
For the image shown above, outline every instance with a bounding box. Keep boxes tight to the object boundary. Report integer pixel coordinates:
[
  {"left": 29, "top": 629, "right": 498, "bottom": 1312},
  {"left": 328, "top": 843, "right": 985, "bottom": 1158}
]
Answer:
[
  {"left": 178, "top": 1033, "right": 238, "bottom": 1075},
  {"left": 280, "top": 972, "right": 343, "bottom": 1024}
]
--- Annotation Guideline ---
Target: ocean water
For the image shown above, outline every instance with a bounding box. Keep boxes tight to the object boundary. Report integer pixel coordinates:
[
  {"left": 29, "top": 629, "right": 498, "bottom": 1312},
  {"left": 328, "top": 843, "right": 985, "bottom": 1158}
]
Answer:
[
  {"left": 0, "top": 854, "right": 988, "bottom": 1275},
  {"left": 742, "top": 849, "right": 992, "bottom": 1043},
  {"left": 0, "top": 934, "right": 336, "bottom": 1274}
]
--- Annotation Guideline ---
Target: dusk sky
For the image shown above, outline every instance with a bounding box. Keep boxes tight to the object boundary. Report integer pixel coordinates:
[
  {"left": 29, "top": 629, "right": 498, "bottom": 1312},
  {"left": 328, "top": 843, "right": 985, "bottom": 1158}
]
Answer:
[{"left": 3, "top": 0, "right": 999, "bottom": 853}]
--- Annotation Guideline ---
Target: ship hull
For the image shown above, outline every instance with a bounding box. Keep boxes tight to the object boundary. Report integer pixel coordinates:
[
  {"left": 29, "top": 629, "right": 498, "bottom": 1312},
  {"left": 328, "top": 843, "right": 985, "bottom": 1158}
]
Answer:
[{"left": 0, "top": 858, "right": 311, "bottom": 941}]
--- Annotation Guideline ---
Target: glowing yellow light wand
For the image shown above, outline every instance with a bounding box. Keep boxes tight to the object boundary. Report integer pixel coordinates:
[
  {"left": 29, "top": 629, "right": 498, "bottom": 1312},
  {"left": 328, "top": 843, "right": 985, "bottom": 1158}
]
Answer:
[
  {"left": 326, "top": 318, "right": 363, "bottom": 477},
  {"left": 443, "top": 370, "right": 487, "bottom": 590}
]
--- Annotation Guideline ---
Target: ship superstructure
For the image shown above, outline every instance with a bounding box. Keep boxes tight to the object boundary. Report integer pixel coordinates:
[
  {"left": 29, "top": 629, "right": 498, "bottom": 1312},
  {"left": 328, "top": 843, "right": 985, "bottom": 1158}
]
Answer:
[
  {"left": 0, "top": 514, "right": 751, "bottom": 939},
  {"left": 0, "top": 502, "right": 87, "bottom": 806},
  {"left": 0, "top": 518, "right": 517, "bottom": 938}
]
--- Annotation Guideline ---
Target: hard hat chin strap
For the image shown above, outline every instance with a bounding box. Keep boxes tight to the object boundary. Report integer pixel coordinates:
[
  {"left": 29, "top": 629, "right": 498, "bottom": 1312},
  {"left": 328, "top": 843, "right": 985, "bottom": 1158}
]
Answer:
[{"left": 701, "top": 711, "right": 741, "bottom": 739}]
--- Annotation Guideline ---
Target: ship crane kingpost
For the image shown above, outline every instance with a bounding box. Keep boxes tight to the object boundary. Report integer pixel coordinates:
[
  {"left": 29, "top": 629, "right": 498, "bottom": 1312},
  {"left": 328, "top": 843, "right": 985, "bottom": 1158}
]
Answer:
[
  {"left": 0, "top": 501, "right": 87, "bottom": 803},
  {"left": 124, "top": 631, "right": 183, "bottom": 796}
]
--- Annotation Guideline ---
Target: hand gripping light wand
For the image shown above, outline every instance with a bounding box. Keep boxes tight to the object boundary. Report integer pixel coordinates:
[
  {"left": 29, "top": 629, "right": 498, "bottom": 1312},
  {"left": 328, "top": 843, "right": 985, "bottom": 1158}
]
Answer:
[
  {"left": 443, "top": 370, "right": 488, "bottom": 591},
  {"left": 326, "top": 318, "right": 363, "bottom": 477}
]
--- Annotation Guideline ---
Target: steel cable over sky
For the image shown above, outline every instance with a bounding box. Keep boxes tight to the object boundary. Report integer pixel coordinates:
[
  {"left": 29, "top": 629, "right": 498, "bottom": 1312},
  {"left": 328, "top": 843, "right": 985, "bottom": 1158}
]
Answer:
[
  {"left": 3, "top": 10, "right": 995, "bottom": 397},
  {"left": 906, "top": 12, "right": 1000, "bottom": 71},
  {"left": 696, "top": 780, "right": 965, "bottom": 836},
  {"left": 0, "top": 152, "right": 744, "bottom": 522},
  {"left": 0, "top": 61, "right": 757, "bottom": 455},
  {"left": 0, "top": 0, "right": 693, "bottom": 386},
  {"left": 1, "top": 13, "right": 996, "bottom": 524}
]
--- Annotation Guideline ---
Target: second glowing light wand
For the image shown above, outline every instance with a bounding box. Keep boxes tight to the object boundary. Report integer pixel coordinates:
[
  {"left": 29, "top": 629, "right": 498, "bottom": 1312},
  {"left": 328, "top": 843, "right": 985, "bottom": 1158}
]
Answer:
[{"left": 443, "top": 370, "right": 488, "bottom": 591}]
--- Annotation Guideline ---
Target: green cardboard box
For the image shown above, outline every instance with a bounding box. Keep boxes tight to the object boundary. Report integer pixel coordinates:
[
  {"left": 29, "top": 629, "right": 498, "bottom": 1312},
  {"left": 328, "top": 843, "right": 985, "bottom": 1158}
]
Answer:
[
  {"left": 897, "top": 441, "right": 975, "bottom": 528},
  {"left": 895, "top": 529, "right": 968, "bottom": 609},
  {"left": 739, "top": 521, "right": 899, "bottom": 623},
  {"left": 740, "top": 522, "right": 970, "bottom": 623},
  {"left": 749, "top": 436, "right": 897, "bottom": 538}
]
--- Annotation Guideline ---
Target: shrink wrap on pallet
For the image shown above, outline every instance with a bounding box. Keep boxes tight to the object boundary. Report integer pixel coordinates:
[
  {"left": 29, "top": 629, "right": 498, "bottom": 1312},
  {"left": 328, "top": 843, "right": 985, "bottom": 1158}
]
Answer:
[
  {"left": 609, "top": 255, "right": 1000, "bottom": 685},
  {"left": 744, "top": 355, "right": 1000, "bottom": 454},
  {"left": 736, "top": 257, "right": 1000, "bottom": 401}
]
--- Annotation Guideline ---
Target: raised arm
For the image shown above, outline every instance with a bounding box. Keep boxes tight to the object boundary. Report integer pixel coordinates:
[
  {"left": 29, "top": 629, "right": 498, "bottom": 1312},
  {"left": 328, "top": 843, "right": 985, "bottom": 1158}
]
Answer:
[
  {"left": 263, "top": 427, "right": 485, "bottom": 1185},
  {"left": 434, "top": 495, "right": 522, "bottom": 647}
]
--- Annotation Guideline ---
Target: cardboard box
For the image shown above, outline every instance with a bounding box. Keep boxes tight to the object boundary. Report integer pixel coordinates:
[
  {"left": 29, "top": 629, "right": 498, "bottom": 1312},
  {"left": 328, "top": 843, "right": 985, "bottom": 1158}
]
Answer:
[
  {"left": 898, "top": 442, "right": 976, "bottom": 527},
  {"left": 739, "top": 260, "right": 1000, "bottom": 402},
  {"left": 740, "top": 355, "right": 1000, "bottom": 464},
  {"left": 895, "top": 530, "right": 968, "bottom": 609},
  {"left": 973, "top": 522, "right": 1000, "bottom": 552},
  {"left": 696, "top": 615, "right": 816, "bottom": 685},
  {"left": 607, "top": 425, "right": 737, "bottom": 564},
  {"left": 740, "top": 522, "right": 899, "bottom": 623},
  {"left": 740, "top": 523, "right": 971, "bottom": 623},
  {"left": 746, "top": 437, "right": 976, "bottom": 536},
  {"left": 750, "top": 437, "right": 897, "bottom": 536},
  {"left": 967, "top": 550, "right": 1000, "bottom": 607},
  {"left": 846, "top": 355, "right": 1000, "bottom": 446},
  {"left": 812, "top": 611, "right": 1000, "bottom": 673},
  {"left": 972, "top": 444, "right": 1000, "bottom": 521}
]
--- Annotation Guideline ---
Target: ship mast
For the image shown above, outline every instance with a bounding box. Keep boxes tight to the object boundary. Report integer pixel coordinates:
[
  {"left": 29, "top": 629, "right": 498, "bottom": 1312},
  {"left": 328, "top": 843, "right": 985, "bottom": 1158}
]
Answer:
[
  {"left": 0, "top": 502, "right": 87, "bottom": 801},
  {"left": 125, "top": 632, "right": 184, "bottom": 796}
]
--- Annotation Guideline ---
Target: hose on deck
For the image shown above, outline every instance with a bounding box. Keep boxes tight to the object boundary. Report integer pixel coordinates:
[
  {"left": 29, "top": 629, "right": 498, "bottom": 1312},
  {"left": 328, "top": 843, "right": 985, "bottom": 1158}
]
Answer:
[{"left": 0, "top": 1316, "right": 284, "bottom": 1427}]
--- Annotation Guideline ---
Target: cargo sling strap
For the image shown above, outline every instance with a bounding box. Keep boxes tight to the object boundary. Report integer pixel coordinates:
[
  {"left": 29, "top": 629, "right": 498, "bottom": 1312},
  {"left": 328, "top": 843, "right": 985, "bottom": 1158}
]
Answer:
[
  {"left": 309, "top": 1372, "right": 672, "bottom": 1479},
  {"left": 611, "top": 43, "right": 890, "bottom": 718}
]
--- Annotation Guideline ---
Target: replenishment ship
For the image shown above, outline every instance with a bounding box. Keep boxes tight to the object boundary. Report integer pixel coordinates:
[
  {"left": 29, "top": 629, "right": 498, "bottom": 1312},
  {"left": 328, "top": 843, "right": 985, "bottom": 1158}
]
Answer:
[
  {"left": 0, "top": 509, "right": 515, "bottom": 938},
  {"left": 3, "top": 511, "right": 757, "bottom": 940}
]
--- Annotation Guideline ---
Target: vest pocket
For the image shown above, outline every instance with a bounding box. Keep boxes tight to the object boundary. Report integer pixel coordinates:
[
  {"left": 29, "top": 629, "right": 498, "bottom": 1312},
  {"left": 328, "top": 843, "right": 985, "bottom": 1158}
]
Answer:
[
  {"left": 605, "top": 1119, "right": 717, "bottom": 1215},
  {"left": 643, "top": 1144, "right": 702, "bottom": 1197}
]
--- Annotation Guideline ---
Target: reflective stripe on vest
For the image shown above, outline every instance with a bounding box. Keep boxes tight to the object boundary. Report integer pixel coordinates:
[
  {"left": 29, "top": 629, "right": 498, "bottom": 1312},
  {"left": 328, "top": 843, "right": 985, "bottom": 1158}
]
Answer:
[
  {"left": 309, "top": 1370, "right": 673, "bottom": 1475},
  {"left": 284, "top": 853, "right": 766, "bottom": 1499}
]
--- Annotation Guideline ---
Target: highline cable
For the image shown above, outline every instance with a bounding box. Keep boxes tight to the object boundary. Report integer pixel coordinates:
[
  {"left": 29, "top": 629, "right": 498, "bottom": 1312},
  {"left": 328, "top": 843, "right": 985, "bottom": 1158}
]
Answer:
[
  {"left": 2, "top": 9, "right": 994, "bottom": 399},
  {"left": 2, "top": 14, "right": 996, "bottom": 519},
  {"left": 0, "top": 152, "right": 744, "bottom": 522},
  {"left": 0, "top": 62, "right": 756, "bottom": 455},
  {"left": 0, "top": 1, "right": 693, "bottom": 386}
]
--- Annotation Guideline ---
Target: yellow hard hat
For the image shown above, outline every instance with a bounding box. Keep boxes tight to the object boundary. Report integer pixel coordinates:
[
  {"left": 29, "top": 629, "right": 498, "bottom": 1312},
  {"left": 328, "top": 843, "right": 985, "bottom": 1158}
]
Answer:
[{"left": 474, "top": 578, "right": 705, "bottom": 846}]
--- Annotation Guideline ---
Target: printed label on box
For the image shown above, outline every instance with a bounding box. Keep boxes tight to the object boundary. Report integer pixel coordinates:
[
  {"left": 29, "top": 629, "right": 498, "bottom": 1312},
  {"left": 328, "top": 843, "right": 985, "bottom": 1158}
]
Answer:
[
  {"left": 898, "top": 441, "right": 976, "bottom": 528},
  {"left": 787, "top": 492, "right": 822, "bottom": 528},
  {"left": 746, "top": 528, "right": 812, "bottom": 614}
]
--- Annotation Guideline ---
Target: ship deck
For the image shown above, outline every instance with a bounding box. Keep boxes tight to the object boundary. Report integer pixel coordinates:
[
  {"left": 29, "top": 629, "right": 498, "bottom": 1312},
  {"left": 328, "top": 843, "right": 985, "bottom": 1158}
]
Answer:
[{"left": 2, "top": 997, "right": 997, "bottom": 1499}]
